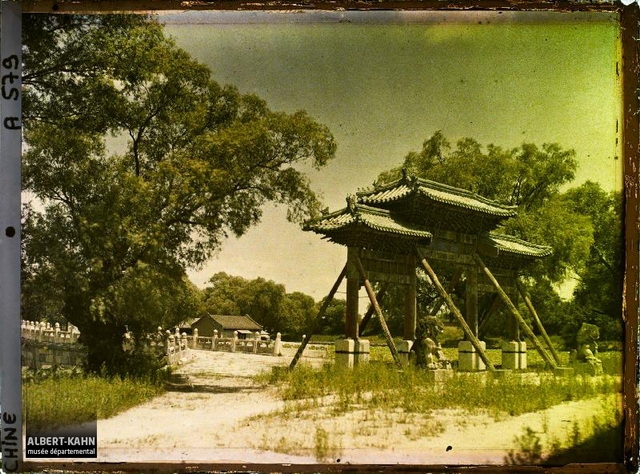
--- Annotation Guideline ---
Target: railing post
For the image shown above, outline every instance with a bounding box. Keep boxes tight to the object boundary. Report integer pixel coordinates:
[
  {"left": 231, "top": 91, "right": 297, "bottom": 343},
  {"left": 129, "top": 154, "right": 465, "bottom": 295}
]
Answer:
[
  {"left": 193, "top": 328, "right": 199, "bottom": 349},
  {"left": 274, "top": 332, "right": 282, "bottom": 356},
  {"left": 232, "top": 331, "right": 238, "bottom": 353}
]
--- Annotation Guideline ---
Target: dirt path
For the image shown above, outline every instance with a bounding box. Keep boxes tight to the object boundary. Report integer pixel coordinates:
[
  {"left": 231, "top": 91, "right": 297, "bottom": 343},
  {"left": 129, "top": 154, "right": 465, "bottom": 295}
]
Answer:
[{"left": 95, "top": 349, "right": 619, "bottom": 465}]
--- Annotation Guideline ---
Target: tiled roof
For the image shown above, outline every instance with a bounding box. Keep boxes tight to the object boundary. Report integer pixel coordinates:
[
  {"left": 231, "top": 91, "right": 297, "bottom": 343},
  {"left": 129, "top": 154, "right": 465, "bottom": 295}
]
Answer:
[
  {"left": 305, "top": 204, "right": 432, "bottom": 240},
  {"left": 486, "top": 232, "right": 552, "bottom": 258},
  {"left": 205, "top": 314, "right": 263, "bottom": 331},
  {"left": 358, "top": 176, "right": 517, "bottom": 218}
]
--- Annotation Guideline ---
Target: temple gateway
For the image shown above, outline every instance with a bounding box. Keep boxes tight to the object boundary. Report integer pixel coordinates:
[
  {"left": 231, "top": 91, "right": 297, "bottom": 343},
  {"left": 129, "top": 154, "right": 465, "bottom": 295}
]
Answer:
[{"left": 293, "top": 171, "right": 563, "bottom": 372}]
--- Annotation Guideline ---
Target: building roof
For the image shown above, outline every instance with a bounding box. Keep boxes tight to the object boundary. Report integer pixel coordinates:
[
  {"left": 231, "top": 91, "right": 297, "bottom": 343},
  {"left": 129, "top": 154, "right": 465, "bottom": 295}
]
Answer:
[
  {"left": 358, "top": 174, "right": 517, "bottom": 219},
  {"left": 194, "top": 314, "right": 263, "bottom": 331},
  {"left": 485, "top": 232, "right": 552, "bottom": 258},
  {"left": 304, "top": 201, "right": 432, "bottom": 253}
]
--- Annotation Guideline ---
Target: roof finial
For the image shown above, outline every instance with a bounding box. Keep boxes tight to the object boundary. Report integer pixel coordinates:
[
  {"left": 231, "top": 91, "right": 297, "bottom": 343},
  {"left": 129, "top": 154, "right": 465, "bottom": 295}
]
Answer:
[
  {"left": 401, "top": 167, "right": 408, "bottom": 182},
  {"left": 346, "top": 194, "right": 357, "bottom": 214}
]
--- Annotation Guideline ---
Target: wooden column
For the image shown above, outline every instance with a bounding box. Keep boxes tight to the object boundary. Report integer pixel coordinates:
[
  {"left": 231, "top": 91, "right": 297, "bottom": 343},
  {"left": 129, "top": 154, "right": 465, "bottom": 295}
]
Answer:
[
  {"left": 508, "top": 288, "right": 520, "bottom": 341},
  {"left": 345, "top": 247, "right": 360, "bottom": 339},
  {"left": 465, "top": 265, "right": 478, "bottom": 338},
  {"left": 404, "top": 254, "right": 417, "bottom": 340}
]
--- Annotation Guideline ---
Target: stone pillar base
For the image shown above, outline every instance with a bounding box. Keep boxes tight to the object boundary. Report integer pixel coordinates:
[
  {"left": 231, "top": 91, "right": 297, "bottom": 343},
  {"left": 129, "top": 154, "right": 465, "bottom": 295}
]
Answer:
[
  {"left": 502, "top": 341, "right": 527, "bottom": 370},
  {"left": 335, "top": 338, "right": 355, "bottom": 367},
  {"left": 354, "top": 339, "right": 370, "bottom": 365},
  {"left": 336, "top": 339, "right": 370, "bottom": 367},
  {"left": 458, "top": 340, "right": 487, "bottom": 371},
  {"left": 397, "top": 340, "right": 413, "bottom": 365}
]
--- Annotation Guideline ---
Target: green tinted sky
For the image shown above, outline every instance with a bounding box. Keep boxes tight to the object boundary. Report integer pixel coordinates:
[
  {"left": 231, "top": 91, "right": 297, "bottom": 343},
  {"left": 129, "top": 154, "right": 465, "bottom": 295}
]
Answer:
[{"left": 162, "top": 11, "right": 622, "bottom": 297}]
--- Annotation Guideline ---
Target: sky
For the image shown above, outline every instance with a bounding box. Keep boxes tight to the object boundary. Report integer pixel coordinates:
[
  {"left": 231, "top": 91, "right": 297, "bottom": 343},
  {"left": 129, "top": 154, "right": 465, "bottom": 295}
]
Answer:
[{"left": 159, "top": 10, "right": 622, "bottom": 299}]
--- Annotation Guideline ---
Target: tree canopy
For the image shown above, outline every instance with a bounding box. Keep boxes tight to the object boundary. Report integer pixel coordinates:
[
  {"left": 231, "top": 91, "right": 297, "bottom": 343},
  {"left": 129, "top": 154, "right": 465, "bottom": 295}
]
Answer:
[
  {"left": 373, "top": 131, "right": 622, "bottom": 343},
  {"left": 21, "top": 15, "right": 336, "bottom": 375},
  {"left": 202, "top": 272, "right": 316, "bottom": 339}
]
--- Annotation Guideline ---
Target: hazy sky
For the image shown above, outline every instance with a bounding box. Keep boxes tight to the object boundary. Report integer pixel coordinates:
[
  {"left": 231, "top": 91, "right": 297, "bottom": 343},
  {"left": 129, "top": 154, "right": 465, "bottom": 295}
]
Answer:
[{"left": 160, "top": 11, "right": 622, "bottom": 299}]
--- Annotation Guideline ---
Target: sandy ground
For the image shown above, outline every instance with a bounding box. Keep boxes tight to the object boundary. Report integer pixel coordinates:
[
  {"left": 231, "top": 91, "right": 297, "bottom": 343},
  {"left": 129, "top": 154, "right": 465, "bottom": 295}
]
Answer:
[{"left": 89, "top": 349, "right": 618, "bottom": 466}]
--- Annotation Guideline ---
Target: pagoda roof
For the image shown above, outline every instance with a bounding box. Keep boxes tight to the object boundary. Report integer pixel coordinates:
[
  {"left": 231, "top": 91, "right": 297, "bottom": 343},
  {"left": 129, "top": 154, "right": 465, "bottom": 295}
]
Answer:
[
  {"left": 485, "top": 233, "right": 552, "bottom": 259},
  {"left": 357, "top": 174, "right": 517, "bottom": 233},
  {"left": 304, "top": 200, "right": 432, "bottom": 253}
]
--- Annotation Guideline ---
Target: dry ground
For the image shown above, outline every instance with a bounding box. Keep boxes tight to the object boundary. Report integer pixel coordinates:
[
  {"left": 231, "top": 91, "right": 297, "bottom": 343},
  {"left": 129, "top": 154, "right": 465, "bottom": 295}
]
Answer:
[{"left": 95, "top": 349, "right": 619, "bottom": 466}]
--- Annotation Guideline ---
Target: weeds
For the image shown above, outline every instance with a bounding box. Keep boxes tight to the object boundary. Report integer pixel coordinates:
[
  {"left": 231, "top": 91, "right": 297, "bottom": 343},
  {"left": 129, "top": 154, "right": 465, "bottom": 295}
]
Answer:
[
  {"left": 23, "top": 372, "right": 165, "bottom": 431},
  {"left": 263, "top": 362, "right": 621, "bottom": 421}
]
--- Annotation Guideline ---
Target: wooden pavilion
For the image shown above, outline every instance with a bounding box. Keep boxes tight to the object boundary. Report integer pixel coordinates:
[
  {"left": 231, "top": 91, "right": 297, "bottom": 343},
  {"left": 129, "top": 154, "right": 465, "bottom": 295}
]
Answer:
[{"left": 291, "top": 172, "right": 561, "bottom": 371}]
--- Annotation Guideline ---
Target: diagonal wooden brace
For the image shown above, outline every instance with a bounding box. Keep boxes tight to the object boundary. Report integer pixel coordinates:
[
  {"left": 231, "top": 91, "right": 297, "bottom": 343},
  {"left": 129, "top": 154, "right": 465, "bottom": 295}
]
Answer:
[
  {"left": 416, "top": 248, "right": 495, "bottom": 371},
  {"left": 516, "top": 280, "right": 561, "bottom": 366},
  {"left": 359, "top": 282, "right": 389, "bottom": 337},
  {"left": 289, "top": 264, "right": 347, "bottom": 370},
  {"left": 473, "top": 254, "right": 557, "bottom": 370},
  {"left": 354, "top": 256, "right": 403, "bottom": 368}
]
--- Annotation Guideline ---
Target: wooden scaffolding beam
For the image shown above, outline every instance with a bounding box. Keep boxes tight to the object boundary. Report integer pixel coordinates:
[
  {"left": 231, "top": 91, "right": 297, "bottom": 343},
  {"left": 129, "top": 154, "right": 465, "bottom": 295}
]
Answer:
[
  {"left": 473, "top": 254, "right": 557, "bottom": 370},
  {"left": 354, "top": 256, "right": 403, "bottom": 368},
  {"left": 358, "top": 283, "right": 389, "bottom": 337},
  {"left": 289, "top": 264, "right": 347, "bottom": 370},
  {"left": 516, "top": 280, "right": 561, "bottom": 366},
  {"left": 416, "top": 248, "right": 495, "bottom": 372}
]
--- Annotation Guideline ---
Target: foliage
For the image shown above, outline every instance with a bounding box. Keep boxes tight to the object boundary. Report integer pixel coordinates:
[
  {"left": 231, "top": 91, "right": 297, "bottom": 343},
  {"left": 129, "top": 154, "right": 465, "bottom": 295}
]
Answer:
[
  {"left": 202, "top": 272, "right": 317, "bottom": 338},
  {"left": 23, "top": 371, "right": 165, "bottom": 431},
  {"left": 373, "top": 131, "right": 622, "bottom": 346},
  {"left": 21, "top": 15, "right": 335, "bottom": 375}
]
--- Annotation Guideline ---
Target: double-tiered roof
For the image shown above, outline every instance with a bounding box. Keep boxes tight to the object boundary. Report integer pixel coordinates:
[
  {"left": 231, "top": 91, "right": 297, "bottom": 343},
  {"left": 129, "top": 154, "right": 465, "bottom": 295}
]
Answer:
[{"left": 305, "top": 172, "right": 551, "bottom": 268}]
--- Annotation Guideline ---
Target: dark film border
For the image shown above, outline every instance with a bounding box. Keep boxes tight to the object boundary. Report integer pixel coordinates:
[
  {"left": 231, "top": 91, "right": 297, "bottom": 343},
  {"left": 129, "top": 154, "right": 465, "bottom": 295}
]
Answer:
[{"left": 17, "top": 1, "right": 639, "bottom": 472}]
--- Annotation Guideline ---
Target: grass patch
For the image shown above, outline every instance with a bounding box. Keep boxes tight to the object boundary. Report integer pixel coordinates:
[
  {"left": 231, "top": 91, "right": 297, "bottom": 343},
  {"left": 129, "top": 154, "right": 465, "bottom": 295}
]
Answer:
[
  {"left": 261, "top": 361, "right": 621, "bottom": 420},
  {"left": 23, "top": 372, "right": 165, "bottom": 431},
  {"left": 506, "top": 395, "right": 623, "bottom": 465}
]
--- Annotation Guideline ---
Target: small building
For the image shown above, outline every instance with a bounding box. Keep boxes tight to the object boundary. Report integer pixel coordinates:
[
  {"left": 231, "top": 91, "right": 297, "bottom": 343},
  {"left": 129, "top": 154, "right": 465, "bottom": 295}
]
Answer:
[{"left": 191, "top": 314, "right": 265, "bottom": 339}]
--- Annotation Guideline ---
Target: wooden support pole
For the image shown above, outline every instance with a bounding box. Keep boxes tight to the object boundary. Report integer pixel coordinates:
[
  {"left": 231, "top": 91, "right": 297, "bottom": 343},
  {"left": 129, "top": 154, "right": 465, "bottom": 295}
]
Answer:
[
  {"left": 473, "top": 254, "right": 557, "bottom": 369},
  {"left": 416, "top": 249, "right": 495, "bottom": 371},
  {"left": 354, "top": 257, "right": 403, "bottom": 368},
  {"left": 478, "top": 293, "right": 501, "bottom": 333},
  {"left": 359, "top": 283, "right": 388, "bottom": 337},
  {"left": 404, "top": 253, "right": 417, "bottom": 340},
  {"left": 289, "top": 265, "right": 347, "bottom": 370},
  {"left": 465, "top": 265, "right": 479, "bottom": 338},
  {"left": 427, "top": 267, "right": 463, "bottom": 316},
  {"left": 516, "top": 280, "right": 561, "bottom": 366},
  {"left": 345, "top": 247, "right": 360, "bottom": 339}
]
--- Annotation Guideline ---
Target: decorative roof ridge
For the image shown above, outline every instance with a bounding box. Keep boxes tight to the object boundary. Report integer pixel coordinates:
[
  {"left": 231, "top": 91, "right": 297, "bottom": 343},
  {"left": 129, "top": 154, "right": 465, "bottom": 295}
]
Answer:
[
  {"left": 486, "top": 231, "right": 553, "bottom": 256},
  {"left": 358, "top": 171, "right": 518, "bottom": 216},
  {"left": 413, "top": 177, "right": 518, "bottom": 213}
]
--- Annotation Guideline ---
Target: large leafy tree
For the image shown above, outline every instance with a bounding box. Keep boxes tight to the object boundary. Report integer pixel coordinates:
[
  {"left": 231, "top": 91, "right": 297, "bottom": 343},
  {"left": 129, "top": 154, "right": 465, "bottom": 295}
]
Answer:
[
  {"left": 374, "top": 132, "right": 621, "bottom": 344},
  {"left": 21, "top": 15, "right": 335, "bottom": 375},
  {"left": 202, "top": 272, "right": 317, "bottom": 338}
]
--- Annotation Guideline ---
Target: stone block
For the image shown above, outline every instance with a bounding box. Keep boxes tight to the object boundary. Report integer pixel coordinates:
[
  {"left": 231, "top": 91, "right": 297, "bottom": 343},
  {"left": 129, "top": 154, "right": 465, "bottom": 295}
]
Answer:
[
  {"left": 354, "top": 339, "right": 370, "bottom": 365},
  {"left": 335, "top": 338, "right": 355, "bottom": 368},
  {"left": 458, "top": 340, "right": 486, "bottom": 371},
  {"left": 397, "top": 340, "right": 413, "bottom": 365},
  {"left": 502, "top": 341, "right": 527, "bottom": 370}
]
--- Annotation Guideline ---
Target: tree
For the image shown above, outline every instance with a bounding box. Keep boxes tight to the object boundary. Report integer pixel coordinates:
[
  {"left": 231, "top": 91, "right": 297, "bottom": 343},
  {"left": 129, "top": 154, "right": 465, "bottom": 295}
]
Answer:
[
  {"left": 202, "top": 272, "right": 318, "bottom": 339},
  {"left": 373, "top": 132, "right": 620, "bottom": 345},
  {"left": 21, "top": 15, "right": 336, "bottom": 376},
  {"left": 565, "top": 182, "right": 624, "bottom": 341}
]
